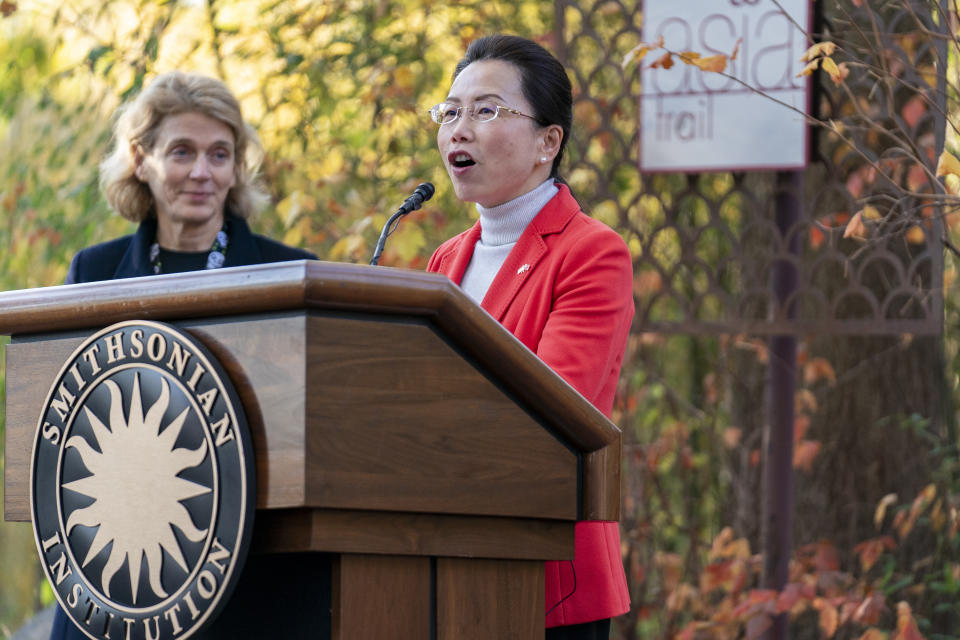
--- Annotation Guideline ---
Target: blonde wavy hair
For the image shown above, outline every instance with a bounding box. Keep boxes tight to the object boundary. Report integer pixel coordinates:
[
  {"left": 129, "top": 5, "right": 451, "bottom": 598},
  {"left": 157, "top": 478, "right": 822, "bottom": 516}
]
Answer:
[{"left": 99, "top": 71, "right": 269, "bottom": 222}]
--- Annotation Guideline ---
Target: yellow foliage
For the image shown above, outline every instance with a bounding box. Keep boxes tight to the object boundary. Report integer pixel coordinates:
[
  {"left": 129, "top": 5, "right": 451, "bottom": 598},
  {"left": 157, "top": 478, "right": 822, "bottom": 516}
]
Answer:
[
  {"left": 875, "top": 493, "right": 898, "bottom": 529},
  {"left": 797, "top": 58, "right": 820, "bottom": 78},
  {"left": 935, "top": 149, "right": 960, "bottom": 177},
  {"left": 801, "top": 41, "right": 837, "bottom": 61},
  {"left": 621, "top": 36, "right": 663, "bottom": 69},
  {"left": 689, "top": 54, "right": 728, "bottom": 73},
  {"left": 820, "top": 56, "right": 844, "bottom": 84},
  {"left": 843, "top": 210, "right": 867, "bottom": 240},
  {"left": 904, "top": 225, "right": 925, "bottom": 245}
]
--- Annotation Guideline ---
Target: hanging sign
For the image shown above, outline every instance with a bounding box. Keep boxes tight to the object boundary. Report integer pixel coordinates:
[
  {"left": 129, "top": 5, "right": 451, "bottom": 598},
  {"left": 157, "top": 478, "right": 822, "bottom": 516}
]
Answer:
[{"left": 640, "top": 0, "right": 813, "bottom": 173}]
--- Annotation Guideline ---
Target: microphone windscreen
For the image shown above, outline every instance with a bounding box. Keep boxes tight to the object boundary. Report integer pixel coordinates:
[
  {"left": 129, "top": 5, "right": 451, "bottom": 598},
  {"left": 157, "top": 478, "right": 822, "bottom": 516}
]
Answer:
[{"left": 416, "top": 182, "right": 435, "bottom": 202}]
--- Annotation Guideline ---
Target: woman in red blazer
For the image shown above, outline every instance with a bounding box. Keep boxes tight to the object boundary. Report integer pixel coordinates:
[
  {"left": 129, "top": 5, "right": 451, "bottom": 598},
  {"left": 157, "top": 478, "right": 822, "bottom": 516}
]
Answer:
[{"left": 426, "top": 34, "right": 634, "bottom": 639}]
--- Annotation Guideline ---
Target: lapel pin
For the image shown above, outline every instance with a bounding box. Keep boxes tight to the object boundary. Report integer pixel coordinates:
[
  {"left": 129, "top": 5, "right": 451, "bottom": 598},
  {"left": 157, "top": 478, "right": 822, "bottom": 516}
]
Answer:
[{"left": 517, "top": 263, "right": 531, "bottom": 275}]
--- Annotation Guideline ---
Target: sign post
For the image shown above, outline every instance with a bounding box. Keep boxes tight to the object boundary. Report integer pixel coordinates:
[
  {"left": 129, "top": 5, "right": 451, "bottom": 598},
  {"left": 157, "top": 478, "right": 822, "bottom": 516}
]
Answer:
[{"left": 641, "top": 3, "right": 814, "bottom": 636}]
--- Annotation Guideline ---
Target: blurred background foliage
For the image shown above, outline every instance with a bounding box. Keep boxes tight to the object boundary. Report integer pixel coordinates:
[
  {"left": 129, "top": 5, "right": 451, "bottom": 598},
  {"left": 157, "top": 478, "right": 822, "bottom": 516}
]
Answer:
[{"left": 3, "top": 1, "right": 960, "bottom": 639}]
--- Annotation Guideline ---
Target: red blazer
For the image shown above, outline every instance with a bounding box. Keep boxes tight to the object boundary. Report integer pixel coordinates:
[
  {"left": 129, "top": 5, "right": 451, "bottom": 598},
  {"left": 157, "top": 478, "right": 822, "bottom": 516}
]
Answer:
[{"left": 427, "top": 183, "right": 633, "bottom": 627}]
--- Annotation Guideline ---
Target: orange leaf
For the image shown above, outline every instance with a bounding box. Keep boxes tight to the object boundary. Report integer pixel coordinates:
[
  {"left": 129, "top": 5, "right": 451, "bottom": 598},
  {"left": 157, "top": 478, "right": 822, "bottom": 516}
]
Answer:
[
  {"left": 853, "top": 537, "right": 896, "bottom": 572},
  {"left": 902, "top": 95, "right": 927, "bottom": 129},
  {"left": 819, "top": 601, "right": 840, "bottom": 638},
  {"left": 723, "top": 427, "right": 742, "bottom": 448},
  {"left": 804, "top": 357, "right": 837, "bottom": 384},
  {"left": 793, "top": 440, "right": 821, "bottom": 472},
  {"left": 843, "top": 210, "right": 867, "bottom": 239},
  {"left": 796, "top": 389, "right": 818, "bottom": 413},
  {"left": 710, "top": 527, "right": 734, "bottom": 558},
  {"left": 809, "top": 225, "right": 825, "bottom": 249},
  {"left": 905, "top": 225, "right": 925, "bottom": 245},
  {"left": 894, "top": 601, "right": 925, "bottom": 640},
  {"left": 731, "top": 38, "right": 742, "bottom": 61},
  {"left": 692, "top": 54, "right": 728, "bottom": 73},
  {"left": 907, "top": 163, "right": 929, "bottom": 192},
  {"left": 649, "top": 52, "right": 674, "bottom": 70}
]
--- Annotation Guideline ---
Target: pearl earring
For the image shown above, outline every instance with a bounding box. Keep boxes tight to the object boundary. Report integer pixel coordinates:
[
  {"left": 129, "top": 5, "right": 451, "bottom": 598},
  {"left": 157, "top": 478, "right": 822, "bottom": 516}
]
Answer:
[{"left": 541, "top": 156, "right": 547, "bottom": 164}]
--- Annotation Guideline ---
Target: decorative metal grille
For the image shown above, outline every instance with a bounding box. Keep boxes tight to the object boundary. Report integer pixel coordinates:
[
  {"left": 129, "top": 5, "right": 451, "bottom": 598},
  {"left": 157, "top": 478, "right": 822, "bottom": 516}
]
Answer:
[{"left": 553, "top": 0, "right": 945, "bottom": 336}]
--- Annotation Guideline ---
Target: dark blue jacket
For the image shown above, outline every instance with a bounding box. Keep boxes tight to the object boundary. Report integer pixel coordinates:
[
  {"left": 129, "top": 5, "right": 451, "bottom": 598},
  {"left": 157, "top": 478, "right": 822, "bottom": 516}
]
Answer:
[{"left": 65, "top": 213, "right": 316, "bottom": 284}]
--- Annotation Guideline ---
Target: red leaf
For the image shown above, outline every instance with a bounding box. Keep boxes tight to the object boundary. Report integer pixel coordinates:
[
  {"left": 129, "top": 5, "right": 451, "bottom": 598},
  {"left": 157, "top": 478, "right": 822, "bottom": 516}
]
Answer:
[
  {"left": 853, "top": 537, "right": 896, "bottom": 572},
  {"left": 793, "top": 440, "right": 822, "bottom": 472},
  {"left": 776, "top": 583, "right": 804, "bottom": 614},
  {"left": 815, "top": 540, "right": 840, "bottom": 572},
  {"left": 907, "top": 163, "right": 929, "bottom": 192},
  {"left": 901, "top": 95, "right": 927, "bottom": 129},
  {"left": 854, "top": 593, "right": 887, "bottom": 626},
  {"left": 810, "top": 225, "right": 825, "bottom": 249},
  {"left": 894, "top": 601, "right": 925, "bottom": 640}
]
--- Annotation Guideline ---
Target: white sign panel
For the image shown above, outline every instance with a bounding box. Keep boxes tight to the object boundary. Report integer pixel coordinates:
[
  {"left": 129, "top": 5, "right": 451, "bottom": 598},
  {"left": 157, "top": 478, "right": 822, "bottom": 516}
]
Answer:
[{"left": 640, "top": 0, "right": 812, "bottom": 173}]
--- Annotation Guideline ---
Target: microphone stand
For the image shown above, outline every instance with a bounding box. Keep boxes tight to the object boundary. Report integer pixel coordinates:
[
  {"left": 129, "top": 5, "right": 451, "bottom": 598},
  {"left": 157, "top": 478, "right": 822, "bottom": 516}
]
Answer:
[
  {"left": 369, "top": 183, "right": 434, "bottom": 266},
  {"left": 369, "top": 208, "right": 410, "bottom": 266}
]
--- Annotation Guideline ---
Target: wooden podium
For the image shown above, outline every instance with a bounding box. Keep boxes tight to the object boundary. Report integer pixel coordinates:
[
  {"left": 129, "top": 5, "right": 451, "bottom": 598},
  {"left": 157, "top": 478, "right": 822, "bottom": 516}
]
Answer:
[{"left": 1, "top": 261, "right": 621, "bottom": 639}]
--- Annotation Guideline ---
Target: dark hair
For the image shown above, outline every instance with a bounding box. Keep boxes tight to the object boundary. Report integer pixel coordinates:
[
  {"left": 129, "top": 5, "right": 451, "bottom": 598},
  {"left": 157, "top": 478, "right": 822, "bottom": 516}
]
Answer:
[{"left": 454, "top": 34, "right": 573, "bottom": 180}]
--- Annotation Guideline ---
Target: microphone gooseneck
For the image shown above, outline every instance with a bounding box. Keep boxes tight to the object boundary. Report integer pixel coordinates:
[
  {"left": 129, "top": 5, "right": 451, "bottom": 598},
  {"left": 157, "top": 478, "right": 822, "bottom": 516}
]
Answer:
[{"left": 369, "top": 182, "right": 435, "bottom": 266}]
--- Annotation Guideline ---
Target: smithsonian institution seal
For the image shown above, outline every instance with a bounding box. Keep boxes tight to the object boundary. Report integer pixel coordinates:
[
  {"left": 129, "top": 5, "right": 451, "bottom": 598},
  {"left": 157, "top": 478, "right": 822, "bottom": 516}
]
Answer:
[{"left": 30, "top": 320, "right": 255, "bottom": 640}]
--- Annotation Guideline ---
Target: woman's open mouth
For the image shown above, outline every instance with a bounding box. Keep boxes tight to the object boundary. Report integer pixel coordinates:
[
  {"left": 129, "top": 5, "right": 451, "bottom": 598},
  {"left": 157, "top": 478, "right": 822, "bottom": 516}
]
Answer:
[{"left": 448, "top": 151, "right": 476, "bottom": 169}]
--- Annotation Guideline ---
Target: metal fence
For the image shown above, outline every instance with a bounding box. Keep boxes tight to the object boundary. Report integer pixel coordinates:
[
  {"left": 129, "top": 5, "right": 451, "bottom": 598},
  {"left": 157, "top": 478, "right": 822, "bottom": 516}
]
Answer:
[{"left": 554, "top": 0, "right": 945, "bottom": 338}]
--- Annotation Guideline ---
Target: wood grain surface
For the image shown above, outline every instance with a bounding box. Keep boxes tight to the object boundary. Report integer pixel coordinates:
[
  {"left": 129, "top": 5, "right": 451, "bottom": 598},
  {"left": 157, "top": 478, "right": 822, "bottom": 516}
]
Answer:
[
  {"left": 3, "top": 262, "right": 621, "bottom": 523},
  {"left": 437, "top": 557, "right": 544, "bottom": 640},
  {"left": 332, "top": 554, "right": 431, "bottom": 640},
  {"left": 252, "top": 508, "right": 573, "bottom": 560}
]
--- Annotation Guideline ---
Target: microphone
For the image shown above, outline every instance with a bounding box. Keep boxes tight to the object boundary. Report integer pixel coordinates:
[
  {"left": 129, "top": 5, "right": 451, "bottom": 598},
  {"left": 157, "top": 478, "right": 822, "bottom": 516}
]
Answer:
[{"left": 369, "top": 182, "right": 435, "bottom": 266}]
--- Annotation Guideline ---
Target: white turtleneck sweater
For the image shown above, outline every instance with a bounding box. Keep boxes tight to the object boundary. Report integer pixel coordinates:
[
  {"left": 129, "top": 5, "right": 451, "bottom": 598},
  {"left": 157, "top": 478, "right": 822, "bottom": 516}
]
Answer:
[{"left": 459, "top": 179, "right": 559, "bottom": 303}]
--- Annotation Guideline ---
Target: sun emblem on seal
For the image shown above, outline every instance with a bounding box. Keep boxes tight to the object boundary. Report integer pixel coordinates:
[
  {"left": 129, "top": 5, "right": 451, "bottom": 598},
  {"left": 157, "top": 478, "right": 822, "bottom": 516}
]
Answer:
[
  {"left": 63, "top": 373, "right": 211, "bottom": 604},
  {"left": 31, "top": 320, "right": 254, "bottom": 640}
]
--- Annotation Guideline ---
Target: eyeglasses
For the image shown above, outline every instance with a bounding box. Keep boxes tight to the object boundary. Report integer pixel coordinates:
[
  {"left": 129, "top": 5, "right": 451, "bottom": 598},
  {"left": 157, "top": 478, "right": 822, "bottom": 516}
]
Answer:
[{"left": 428, "top": 101, "right": 539, "bottom": 125}]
